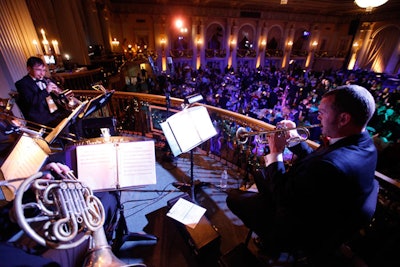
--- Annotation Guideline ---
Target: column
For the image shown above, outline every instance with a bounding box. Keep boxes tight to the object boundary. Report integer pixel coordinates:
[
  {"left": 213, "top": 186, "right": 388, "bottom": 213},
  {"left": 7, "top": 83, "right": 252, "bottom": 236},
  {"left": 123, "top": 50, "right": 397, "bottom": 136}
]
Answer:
[{"left": 282, "top": 24, "right": 295, "bottom": 70}]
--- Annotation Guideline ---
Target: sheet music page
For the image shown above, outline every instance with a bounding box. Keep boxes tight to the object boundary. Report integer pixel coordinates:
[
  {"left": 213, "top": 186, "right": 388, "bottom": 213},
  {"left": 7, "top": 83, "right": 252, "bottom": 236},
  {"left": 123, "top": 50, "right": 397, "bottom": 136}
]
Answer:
[
  {"left": 116, "top": 140, "right": 157, "bottom": 187},
  {"left": 187, "top": 106, "right": 217, "bottom": 141},
  {"left": 76, "top": 143, "right": 118, "bottom": 191},
  {"left": 1, "top": 134, "right": 48, "bottom": 200},
  {"left": 166, "top": 197, "right": 206, "bottom": 229},
  {"left": 166, "top": 109, "right": 202, "bottom": 153}
]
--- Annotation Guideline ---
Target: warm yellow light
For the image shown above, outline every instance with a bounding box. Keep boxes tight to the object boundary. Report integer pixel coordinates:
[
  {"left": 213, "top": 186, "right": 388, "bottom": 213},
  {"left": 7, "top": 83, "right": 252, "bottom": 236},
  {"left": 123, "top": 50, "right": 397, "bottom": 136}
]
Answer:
[
  {"left": 287, "top": 41, "right": 293, "bottom": 46},
  {"left": 32, "top": 40, "right": 41, "bottom": 55},
  {"left": 175, "top": 19, "right": 183, "bottom": 29},
  {"left": 52, "top": 40, "right": 60, "bottom": 55},
  {"left": 111, "top": 38, "right": 119, "bottom": 46},
  {"left": 312, "top": 41, "right": 318, "bottom": 46},
  {"left": 354, "top": 0, "right": 389, "bottom": 12}
]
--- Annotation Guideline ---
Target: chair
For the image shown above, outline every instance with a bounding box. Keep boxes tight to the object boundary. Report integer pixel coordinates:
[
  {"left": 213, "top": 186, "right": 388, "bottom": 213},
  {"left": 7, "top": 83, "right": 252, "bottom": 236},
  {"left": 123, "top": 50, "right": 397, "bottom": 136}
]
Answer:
[{"left": 245, "top": 179, "right": 380, "bottom": 266}]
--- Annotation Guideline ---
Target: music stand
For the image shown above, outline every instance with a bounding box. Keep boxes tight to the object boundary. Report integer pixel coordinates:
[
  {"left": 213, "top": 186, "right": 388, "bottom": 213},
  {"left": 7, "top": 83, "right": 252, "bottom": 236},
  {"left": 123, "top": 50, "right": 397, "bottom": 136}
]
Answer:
[
  {"left": 70, "top": 139, "right": 158, "bottom": 253},
  {"left": 160, "top": 105, "right": 217, "bottom": 202},
  {"left": 78, "top": 91, "right": 114, "bottom": 119}
]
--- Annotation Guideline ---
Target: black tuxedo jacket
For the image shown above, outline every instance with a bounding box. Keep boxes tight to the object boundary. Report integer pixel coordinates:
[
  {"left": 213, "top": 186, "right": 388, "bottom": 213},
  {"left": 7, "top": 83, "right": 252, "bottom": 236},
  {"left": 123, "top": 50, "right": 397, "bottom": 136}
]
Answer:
[
  {"left": 15, "top": 75, "right": 66, "bottom": 127},
  {"left": 258, "top": 131, "right": 377, "bottom": 252}
]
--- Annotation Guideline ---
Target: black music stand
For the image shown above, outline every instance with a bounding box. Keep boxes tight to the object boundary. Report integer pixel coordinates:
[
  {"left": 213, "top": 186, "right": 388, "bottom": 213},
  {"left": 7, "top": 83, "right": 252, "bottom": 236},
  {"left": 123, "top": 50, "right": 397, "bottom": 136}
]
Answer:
[{"left": 160, "top": 105, "right": 217, "bottom": 202}]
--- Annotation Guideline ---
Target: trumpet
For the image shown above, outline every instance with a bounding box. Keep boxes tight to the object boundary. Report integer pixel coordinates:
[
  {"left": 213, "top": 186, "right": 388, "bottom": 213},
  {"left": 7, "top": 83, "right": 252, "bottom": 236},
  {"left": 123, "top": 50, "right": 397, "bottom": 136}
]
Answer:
[
  {"left": 236, "top": 124, "right": 321, "bottom": 145},
  {"left": 45, "top": 77, "right": 83, "bottom": 111}
]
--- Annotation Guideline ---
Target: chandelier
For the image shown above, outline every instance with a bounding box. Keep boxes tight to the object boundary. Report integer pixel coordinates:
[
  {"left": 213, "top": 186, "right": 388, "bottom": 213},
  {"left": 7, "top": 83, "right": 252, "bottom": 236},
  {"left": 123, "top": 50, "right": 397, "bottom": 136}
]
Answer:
[{"left": 354, "top": 0, "right": 389, "bottom": 12}]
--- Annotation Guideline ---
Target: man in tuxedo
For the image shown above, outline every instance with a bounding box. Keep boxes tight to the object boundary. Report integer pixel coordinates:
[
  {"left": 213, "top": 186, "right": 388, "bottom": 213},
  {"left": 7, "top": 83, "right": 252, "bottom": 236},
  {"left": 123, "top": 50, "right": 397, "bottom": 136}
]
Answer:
[
  {"left": 226, "top": 85, "right": 378, "bottom": 264},
  {"left": 15, "top": 56, "right": 69, "bottom": 128}
]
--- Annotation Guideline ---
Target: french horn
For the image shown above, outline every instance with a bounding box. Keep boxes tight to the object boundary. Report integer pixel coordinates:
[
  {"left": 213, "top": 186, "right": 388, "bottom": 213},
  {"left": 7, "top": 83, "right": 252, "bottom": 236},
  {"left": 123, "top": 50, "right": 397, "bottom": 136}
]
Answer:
[{"left": 12, "top": 171, "right": 145, "bottom": 267}]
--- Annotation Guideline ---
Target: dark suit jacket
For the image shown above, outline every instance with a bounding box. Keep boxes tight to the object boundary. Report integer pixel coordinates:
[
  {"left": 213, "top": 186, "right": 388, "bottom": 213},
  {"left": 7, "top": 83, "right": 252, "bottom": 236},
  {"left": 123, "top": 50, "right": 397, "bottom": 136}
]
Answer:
[
  {"left": 258, "top": 131, "right": 377, "bottom": 253},
  {"left": 15, "top": 75, "right": 66, "bottom": 127}
]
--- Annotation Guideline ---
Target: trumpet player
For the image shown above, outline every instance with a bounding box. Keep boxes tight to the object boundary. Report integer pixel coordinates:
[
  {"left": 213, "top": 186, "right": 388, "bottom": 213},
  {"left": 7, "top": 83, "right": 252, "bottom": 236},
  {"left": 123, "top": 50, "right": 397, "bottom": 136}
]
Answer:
[
  {"left": 226, "top": 84, "right": 378, "bottom": 265},
  {"left": 15, "top": 56, "right": 70, "bottom": 128}
]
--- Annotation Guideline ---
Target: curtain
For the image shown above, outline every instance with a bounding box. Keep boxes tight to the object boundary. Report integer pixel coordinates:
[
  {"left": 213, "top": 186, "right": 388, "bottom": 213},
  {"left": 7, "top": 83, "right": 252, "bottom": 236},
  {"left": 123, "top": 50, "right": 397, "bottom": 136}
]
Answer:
[{"left": 363, "top": 26, "right": 400, "bottom": 73}]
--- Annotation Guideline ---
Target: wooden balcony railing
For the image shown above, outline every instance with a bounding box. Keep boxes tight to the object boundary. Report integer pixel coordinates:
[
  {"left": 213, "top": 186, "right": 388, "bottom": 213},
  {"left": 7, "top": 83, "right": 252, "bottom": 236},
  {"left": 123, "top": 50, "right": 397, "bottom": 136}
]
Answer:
[
  {"left": 71, "top": 90, "right": 400, "bottom": 238},
  {"left": 52, "top": 68, "right": 105, "bottom": 91},
  {"left": 72, "top": 91, "right": 399, "bottom": 189}
]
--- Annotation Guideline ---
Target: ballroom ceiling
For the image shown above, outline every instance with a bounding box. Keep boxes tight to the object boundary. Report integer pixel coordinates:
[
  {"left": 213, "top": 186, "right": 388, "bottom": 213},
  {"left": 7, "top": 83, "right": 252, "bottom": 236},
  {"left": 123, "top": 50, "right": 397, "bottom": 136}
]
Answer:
[{"left": 108, "top": 0, "right": 399, "bottom": 19}]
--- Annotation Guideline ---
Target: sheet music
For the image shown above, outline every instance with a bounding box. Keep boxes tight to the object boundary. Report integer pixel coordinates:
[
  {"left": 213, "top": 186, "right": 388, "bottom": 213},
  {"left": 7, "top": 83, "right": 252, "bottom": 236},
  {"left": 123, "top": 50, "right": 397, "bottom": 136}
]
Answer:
[
  {"left": 76, "top": 140, "right": 156, "bottom": 191},
  {"left": 116, "top": 141, "right": 156, "bottom": 188},
  {"left": 166, "top": 197, "right": 206, "bottom": 229},
  {"left": 166, "top": 108, "right": 203, "bottom": 153},
  {"left": 161, "top": 106, "right": 217, "bottom": 156},
  {"left": 1, "top": 134, "right": 48, "bottom": 200},
  {"left": 76, "top": 143, "right": 118, "bottom": 191}
]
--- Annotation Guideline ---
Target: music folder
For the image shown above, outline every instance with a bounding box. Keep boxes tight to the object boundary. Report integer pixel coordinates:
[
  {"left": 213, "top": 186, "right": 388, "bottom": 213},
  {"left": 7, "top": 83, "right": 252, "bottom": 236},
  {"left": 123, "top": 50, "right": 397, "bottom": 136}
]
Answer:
[
  {"left": 75, "top": 140, "right": 156, "bottom": 191},
  {"left": 160, "top": 106, "right": 217, "bottom": 157}
]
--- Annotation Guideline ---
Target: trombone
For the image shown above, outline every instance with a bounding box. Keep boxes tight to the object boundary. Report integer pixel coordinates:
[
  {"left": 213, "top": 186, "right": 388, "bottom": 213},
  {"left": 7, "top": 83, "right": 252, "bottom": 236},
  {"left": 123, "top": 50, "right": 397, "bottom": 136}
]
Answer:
[
  {"left": 0, "top": 112, "right": 80, "bottom": 143},
  {"left": 236, "top": 124, "right": 321, "bottom": 145}
]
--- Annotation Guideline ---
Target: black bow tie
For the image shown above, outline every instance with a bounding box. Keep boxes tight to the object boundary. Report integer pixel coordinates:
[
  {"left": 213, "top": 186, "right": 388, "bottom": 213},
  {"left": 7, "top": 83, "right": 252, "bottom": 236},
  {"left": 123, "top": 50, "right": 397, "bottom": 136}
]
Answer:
[{"left": 36, "top": 79, "right": 46, "bottom": 84}]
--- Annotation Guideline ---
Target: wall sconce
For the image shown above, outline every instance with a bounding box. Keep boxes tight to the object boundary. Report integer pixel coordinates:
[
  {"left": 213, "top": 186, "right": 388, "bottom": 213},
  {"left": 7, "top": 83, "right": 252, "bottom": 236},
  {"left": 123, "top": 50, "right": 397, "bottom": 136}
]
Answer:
[
  {"left": 111, "top": 38, "right": 120, "bottom": 46},
  {"left": 230, "top": 39, "right": 236, "bottom": 52},
  {"left": 111, "top": 38, "right": 119, "bottom": 52},
  {"left": 261, "top": 40, "right": 267, "bottom": 46},
  {"left": 353, "top": 41, "right": 361, "bottom": 51},
  {"left": 311, "top": 41, "right": 318, "bottom": 51},
  {"left": 286, "top": 40, "right": 293, "bottom": 52},
  {"left": 196, "top": 39, "right": 202, "bottom": 52},
  {"left": 52, "top": 40, "right": 60, "bottom": 55},
  {"left": 33, "top": 40, "right": 42, "bottom": 55},
  {"left": 160, "top": 38, "right": 166, "bottom": 52}
]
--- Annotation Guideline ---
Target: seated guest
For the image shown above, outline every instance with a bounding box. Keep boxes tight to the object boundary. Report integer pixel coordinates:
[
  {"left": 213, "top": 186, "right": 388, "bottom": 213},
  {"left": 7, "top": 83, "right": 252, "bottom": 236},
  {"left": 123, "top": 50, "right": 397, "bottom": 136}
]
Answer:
[{"left": 226, "top": 85, "right": 378, "bottom": 265}]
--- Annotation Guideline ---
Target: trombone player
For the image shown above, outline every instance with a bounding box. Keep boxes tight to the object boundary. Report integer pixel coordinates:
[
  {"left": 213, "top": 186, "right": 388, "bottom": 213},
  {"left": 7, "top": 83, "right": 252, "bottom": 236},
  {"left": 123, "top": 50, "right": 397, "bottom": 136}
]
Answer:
[{"left": 226, "top": 85, "right": 378, "bottom": 265}]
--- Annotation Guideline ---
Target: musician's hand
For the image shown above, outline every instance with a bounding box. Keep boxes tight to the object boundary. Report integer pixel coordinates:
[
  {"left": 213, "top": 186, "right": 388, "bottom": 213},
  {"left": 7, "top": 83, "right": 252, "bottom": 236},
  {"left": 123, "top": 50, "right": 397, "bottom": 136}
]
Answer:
[
  {"left": 267, "top": 132, "right": 286, "bottom": 154},
  {"left": 46, "top": 81, "right": 60, "bottom": 94},
  {"left": 41, "top": 162, "right": 71, "bottom": 179},
  {"left": 277, "top": 119, "right": 296, "bottom": 129}
]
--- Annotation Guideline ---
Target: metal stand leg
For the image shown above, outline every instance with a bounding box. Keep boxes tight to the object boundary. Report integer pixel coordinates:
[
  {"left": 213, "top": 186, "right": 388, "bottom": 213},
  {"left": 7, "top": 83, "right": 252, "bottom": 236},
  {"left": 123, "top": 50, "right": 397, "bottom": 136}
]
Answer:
[{"left": 111, "top": 191, "right": 158, "bottom": 253}]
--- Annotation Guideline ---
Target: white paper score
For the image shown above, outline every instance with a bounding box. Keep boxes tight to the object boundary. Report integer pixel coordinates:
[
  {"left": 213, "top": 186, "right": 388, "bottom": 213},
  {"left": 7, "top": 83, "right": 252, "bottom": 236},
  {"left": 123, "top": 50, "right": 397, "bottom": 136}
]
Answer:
[{"left": 166, "top": 197, "right": 206, "bottom": 229}]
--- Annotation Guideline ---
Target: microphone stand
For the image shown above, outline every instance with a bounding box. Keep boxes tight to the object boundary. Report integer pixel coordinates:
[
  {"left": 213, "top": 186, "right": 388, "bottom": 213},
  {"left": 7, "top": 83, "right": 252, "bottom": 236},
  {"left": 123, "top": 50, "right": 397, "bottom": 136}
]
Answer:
[{"left": 162, "top": 90, "right": 174, "bottom": 163}]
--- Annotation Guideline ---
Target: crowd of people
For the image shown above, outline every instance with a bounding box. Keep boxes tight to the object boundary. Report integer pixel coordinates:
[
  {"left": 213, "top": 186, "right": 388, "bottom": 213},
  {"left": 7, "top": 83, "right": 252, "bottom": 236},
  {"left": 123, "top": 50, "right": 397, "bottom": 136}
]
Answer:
[{"left": 145, "top": 63, "right": 400, "bottom": 180}]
